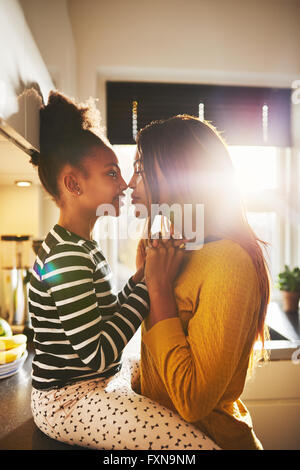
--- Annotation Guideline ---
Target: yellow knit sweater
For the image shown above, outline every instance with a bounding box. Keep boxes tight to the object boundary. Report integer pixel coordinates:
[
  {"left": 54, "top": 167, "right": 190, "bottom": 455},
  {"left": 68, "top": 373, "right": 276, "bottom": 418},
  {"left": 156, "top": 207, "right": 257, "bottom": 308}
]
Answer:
[{"left": 139, "top": 239, "right": 263, "bottom": 450}]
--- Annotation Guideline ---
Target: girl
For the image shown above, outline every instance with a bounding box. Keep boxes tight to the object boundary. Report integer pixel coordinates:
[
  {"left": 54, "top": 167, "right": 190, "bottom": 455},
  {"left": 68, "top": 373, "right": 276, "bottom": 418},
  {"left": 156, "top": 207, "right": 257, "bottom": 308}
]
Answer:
[
  {"left": 129, "top": 115, "right": 271, "bottom": 450},
  {"left": 29, "top": 92, "right": 218, "bottom": 450}
]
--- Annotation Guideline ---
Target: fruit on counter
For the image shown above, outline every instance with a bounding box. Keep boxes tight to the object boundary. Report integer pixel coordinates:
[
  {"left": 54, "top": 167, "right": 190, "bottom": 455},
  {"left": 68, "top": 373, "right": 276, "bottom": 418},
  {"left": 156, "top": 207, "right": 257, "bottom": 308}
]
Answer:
[
  {"left": 0, "top": 342, "right": 26, "bottom": 364},
  {"left": 0, "top": 334, "right": 27, "bottom": 352},
  {"left": 0, "top": 318, "right": 12, "bottom": 337}
]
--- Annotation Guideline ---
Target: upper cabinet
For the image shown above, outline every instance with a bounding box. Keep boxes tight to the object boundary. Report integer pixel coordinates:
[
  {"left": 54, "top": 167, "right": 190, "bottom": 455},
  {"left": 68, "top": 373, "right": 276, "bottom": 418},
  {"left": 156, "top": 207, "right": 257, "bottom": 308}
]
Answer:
[{"left": 0, "top": 0, "right": 54, "bottom": 154}]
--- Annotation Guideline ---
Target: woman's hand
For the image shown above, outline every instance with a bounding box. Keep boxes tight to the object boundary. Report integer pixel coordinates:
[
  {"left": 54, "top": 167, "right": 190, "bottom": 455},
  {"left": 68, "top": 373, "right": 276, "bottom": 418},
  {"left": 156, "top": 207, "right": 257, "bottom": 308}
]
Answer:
[
  {"left": 144, "top": 238, "right": 185, "bottom": 293},
  {"left": 132, "top": 230, "right": 190, "bottom": 286}
]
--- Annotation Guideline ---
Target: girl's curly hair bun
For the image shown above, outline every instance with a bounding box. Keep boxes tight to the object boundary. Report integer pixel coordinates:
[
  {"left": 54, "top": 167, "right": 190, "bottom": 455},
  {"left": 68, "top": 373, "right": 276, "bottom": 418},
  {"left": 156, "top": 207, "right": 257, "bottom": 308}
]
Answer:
[
  {"left": 40, "top": 91, "right": 104, "bottom": 156},
  {"left": 35, "top": 90, "right": 107, "bottom": 202}
]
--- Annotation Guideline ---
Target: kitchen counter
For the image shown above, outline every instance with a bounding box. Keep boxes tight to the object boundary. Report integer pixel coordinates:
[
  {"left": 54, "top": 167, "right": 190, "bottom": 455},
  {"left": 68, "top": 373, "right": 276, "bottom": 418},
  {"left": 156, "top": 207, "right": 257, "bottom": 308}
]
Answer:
[{"left": 0, "top": 301, "right": 299, "bottom": 450}]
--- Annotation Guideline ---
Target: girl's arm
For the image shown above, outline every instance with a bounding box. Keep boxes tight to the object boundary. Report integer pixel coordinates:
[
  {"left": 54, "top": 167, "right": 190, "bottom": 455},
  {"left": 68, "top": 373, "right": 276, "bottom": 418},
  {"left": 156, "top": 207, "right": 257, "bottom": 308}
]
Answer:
[
  {"left": 115, "top": 238, "right": 146, "bottom": 308},
  {"left": 40, "top": 242, "right": 149, "bottom": 373},
  {"left": 116, "top": 266, "right": 144, "bottom": 307}
]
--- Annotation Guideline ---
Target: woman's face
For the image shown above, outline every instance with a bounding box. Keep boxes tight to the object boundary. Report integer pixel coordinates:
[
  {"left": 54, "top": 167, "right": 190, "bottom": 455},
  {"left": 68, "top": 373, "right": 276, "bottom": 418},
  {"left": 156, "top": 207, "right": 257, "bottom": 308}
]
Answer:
[
  {"left": 61, "top": 145, "right": 128, "bottom": 217},
  {"left": 128, "top": 151, "right": 171, "bottom": 219},
  {"left": 128, "top": 155, "right": 147, "bottom": 215}
]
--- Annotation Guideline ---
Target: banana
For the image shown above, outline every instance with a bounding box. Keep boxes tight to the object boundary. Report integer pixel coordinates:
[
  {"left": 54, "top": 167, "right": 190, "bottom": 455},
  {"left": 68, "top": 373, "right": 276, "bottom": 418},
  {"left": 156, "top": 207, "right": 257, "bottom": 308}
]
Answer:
[
  {"left": 0, "top": 342, "right": 26, "bottom": 365},
  {"left": 0, "top": 334, "right": 27, "bottom": 352}
]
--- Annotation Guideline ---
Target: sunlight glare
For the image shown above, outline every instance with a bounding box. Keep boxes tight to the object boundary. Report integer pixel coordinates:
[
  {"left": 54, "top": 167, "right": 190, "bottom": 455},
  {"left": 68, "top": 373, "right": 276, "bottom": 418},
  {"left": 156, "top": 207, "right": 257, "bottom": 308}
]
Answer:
[{"left": 228, "top": 146, "right": 278, "bottom": 196}]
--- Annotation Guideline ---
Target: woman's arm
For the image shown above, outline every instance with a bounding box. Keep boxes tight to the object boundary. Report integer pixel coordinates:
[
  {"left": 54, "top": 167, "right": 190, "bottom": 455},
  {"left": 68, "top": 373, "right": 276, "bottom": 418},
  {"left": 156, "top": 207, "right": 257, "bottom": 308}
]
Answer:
[
  {"left": 142, "top": 252, "right": 260, "bottom": 423},
  {"left": 145, "top": 286, "right": 178, "bottom": 329}
]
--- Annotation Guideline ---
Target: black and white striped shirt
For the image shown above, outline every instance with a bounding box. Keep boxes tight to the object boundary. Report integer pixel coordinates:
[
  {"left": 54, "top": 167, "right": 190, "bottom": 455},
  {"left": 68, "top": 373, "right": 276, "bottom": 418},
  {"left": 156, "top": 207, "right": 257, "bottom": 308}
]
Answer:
[{"left": 28, "top": 224, "right": 149, "bottom": 390}]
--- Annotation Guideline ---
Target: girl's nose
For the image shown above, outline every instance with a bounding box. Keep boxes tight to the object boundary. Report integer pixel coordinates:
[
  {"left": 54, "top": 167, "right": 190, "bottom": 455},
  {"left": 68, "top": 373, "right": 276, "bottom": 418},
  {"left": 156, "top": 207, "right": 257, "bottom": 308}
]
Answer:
[{"left": 119, "top": 175, "right": 128, "bottom": 192}]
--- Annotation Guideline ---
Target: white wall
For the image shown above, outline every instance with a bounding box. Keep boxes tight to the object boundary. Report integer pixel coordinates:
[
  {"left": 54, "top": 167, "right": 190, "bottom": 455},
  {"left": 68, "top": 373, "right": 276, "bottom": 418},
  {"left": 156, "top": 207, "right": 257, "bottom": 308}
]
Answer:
[
  {"left": 68, "top": 0, "right": 300, "bottom": 119},
  {"left": 0, "top": 184, "right": 59, "bottom": 241},
  {"left": 38, "top": 186, "right": 60, "bottom": 240},
  {"left": 0, "top": 184, "right": 39, "bottom": 237}
]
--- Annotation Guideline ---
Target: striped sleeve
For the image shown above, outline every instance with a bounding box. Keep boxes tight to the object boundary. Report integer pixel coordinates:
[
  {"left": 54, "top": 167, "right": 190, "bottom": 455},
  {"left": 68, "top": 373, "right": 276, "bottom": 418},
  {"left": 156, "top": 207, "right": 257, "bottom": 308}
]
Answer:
[
  {"left": 117, "top": 276, "right": 136, "bottom": 306},
  {"left": 41, "top": 243, "right": 149, "bottom": 372}
]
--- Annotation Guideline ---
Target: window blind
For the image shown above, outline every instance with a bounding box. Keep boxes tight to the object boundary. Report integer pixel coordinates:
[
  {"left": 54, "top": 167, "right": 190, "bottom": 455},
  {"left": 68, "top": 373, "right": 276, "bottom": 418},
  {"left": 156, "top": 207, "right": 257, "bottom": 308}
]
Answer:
[{"left": 106, "top": 81, "right": 291, "bottom": 147}]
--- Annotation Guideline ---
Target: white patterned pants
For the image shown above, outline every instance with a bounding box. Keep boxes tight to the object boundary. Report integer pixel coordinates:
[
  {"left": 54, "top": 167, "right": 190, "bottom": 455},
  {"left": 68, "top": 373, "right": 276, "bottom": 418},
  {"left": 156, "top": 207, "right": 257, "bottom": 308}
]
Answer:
[{"left": 31, "top": 355, "right": 220, "bottom": 450}]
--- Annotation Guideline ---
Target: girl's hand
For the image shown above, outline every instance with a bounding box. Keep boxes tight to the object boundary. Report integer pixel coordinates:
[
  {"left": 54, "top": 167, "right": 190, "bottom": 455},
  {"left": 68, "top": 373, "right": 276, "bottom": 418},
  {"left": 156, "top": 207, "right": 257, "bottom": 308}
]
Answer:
[{"left": 131, "top": 239, "right": 147, "bottom": 284}]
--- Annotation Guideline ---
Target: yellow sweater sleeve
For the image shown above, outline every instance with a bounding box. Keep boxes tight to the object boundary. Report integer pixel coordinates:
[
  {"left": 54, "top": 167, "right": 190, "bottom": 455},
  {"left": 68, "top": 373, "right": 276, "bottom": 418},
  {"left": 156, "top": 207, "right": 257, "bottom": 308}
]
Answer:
[{"left": 142, "top": 250, "right": 260, "bottom": 423}]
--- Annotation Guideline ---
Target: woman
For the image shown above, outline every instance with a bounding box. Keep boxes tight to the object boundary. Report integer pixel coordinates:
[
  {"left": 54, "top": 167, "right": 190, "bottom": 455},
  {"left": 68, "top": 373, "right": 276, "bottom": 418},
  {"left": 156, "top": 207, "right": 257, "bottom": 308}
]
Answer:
[
  {"left": 28, "top": 91, "right": 218, "bottom": 450},
  {"left": 129, "top": 115, "right": 270, "bottom": 450}
]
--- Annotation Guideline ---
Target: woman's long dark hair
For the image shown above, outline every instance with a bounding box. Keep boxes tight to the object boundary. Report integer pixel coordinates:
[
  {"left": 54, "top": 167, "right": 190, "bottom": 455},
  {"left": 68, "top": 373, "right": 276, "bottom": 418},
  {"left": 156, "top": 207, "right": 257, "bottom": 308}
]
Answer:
[{"left": 137, "top": 115, "right": 270, "bottom": 369}]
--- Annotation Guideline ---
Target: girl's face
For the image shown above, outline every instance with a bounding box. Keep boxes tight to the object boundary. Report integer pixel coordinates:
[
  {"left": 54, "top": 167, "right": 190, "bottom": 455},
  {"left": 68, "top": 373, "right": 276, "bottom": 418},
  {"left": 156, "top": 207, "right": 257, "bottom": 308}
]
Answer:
[{"left": 61, "top": 145, "right": 127, "bottom": 217}]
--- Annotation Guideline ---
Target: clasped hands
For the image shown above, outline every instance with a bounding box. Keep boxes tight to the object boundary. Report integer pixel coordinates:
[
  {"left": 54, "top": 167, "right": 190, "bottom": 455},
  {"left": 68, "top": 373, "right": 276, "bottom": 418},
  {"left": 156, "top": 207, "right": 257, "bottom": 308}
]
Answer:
[{"left": 133, "top": 232, "right": 190, "bottom": 294}]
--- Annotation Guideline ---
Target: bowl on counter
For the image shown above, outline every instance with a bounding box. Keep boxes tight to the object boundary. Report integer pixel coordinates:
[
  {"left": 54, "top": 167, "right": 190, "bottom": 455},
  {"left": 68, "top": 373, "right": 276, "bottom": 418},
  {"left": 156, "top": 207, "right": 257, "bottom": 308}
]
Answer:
[{"left": 0, "top": 350, "right": 28, "bottom": 379}]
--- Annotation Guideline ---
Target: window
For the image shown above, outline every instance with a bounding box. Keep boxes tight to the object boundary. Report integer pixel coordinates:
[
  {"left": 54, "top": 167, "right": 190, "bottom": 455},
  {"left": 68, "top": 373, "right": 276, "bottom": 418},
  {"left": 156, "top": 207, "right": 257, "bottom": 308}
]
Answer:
[
  {"left": 106, "top": 82, "right": 291, "bottom": 147},
  {"left": 228, "top": 145, "right": 285, "bottom": 292}
]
